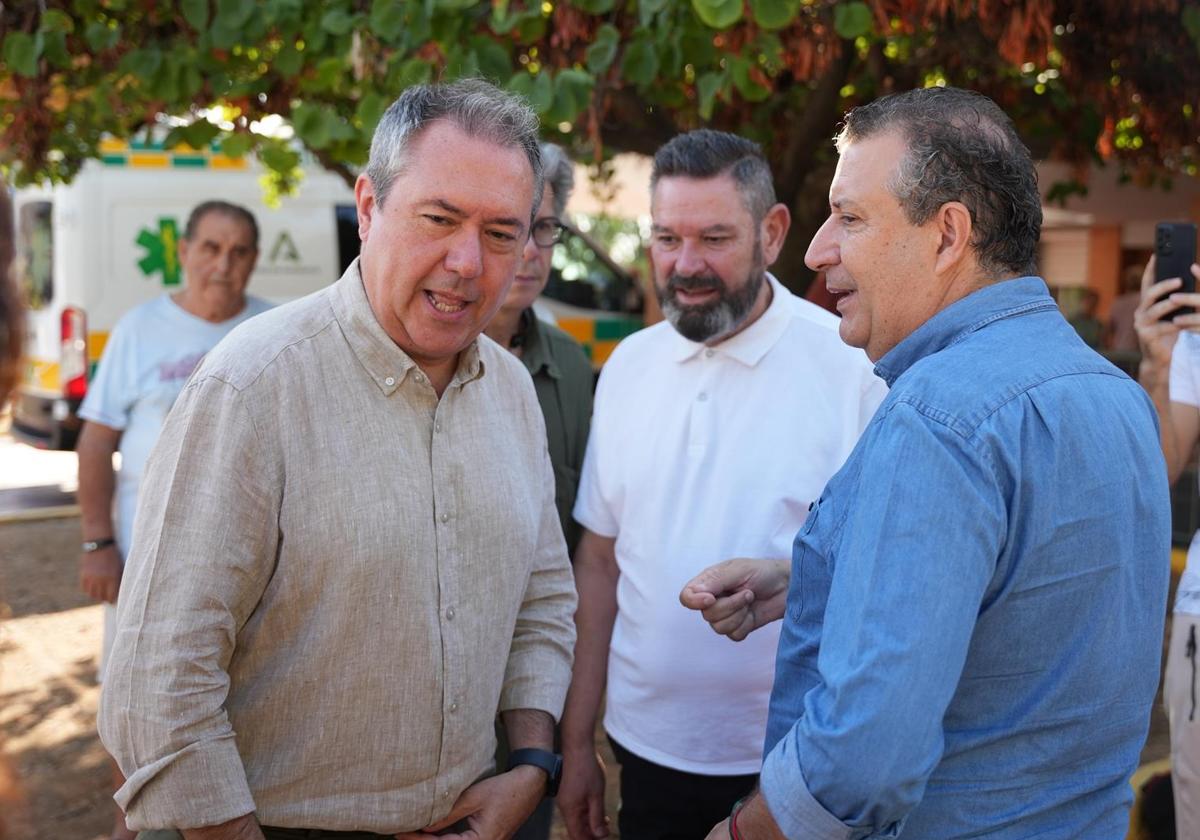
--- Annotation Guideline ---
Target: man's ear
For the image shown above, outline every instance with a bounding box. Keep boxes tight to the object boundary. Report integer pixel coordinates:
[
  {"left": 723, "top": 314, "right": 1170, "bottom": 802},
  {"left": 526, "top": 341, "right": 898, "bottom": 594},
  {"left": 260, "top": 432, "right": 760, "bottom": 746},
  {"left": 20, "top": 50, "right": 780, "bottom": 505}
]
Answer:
[
  {"left": 934, "top": 201, "right": 973, "bottom": 276},
  {"left": 759, "top": 203, "right": 791, "bottom": 267},
  {"left": 354, "top": 174, "right": 376, "bottom": 242}
]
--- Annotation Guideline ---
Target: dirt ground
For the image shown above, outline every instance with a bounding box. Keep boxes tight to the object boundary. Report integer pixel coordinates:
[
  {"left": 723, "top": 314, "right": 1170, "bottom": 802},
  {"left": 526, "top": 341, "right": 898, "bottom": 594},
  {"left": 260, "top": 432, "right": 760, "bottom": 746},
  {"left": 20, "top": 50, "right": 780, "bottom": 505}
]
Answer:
[{"left": 0, "top": 511, "right": 1173, "bottom": 839}]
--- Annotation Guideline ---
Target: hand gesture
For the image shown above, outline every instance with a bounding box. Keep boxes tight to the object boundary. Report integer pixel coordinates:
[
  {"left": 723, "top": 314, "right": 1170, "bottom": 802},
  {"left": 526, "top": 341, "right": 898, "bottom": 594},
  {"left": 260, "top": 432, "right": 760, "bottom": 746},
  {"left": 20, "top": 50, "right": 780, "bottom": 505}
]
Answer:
[
  {"left": 80, "top": 544, "right": 122, "bottom": 604},
  {"left": 557, "top": 747, "right": 609, "bottom": 840},
  {"left": 679, "top": 558, "right": 790, "bottom": 642},
  {"left": 1135, "top": 256, "right": 1200, "bottom": 375},
  {"left": 394, "top": 767, "right": 544, "bottom": 840}
]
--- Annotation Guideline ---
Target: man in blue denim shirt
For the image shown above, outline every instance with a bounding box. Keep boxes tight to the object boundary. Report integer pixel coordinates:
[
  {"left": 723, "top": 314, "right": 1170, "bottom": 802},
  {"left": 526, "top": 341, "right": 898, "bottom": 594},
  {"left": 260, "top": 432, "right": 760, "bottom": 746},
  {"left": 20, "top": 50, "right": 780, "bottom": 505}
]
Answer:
[{"left": 682, "top": 87, "right": 1170, "bottom": 839}]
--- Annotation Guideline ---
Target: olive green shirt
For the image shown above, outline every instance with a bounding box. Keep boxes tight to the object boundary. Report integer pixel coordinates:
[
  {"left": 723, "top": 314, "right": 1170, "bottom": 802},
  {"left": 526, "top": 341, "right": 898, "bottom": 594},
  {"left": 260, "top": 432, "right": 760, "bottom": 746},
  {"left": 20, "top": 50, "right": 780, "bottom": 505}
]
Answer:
[{"left": 517, "top": 310, "right": 593, "bottom": 554}]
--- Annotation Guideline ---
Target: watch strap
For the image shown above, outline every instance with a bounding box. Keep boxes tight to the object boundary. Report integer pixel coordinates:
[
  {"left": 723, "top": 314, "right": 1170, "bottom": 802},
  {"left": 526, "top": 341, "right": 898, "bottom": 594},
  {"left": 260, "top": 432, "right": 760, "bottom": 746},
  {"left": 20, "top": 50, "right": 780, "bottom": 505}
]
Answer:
[
  {"left": 506, "top": 747, "right": 563, "bottom": 798},
  {"left": 82, "top": 537, "right": 116, "bottom": 553}
]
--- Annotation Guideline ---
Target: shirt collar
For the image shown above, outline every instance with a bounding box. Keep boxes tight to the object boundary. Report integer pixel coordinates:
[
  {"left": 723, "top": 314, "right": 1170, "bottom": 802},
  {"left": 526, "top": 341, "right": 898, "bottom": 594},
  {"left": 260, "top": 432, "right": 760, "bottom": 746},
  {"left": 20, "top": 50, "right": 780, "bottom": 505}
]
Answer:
[
  {"left": 873, "top": 276, "right": 1058, "bottom": 387},
  {"left": 331, "top": 259, "right": 484, "bottom": 396},
  {"left": 519, "top": 309, "right": 561, "bottom": 380},
  {"left": 668, "top": 273, "right": 792, "bottom": 367}
]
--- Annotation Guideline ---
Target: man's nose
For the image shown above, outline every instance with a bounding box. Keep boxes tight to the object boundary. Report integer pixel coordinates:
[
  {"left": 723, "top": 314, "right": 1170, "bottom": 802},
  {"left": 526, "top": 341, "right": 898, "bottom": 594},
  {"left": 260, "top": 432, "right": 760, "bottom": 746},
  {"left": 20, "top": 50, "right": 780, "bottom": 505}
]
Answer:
[
  {"left": 805, "top": 216, "right": 838, "bottom": 272},
  {"left": 444, "top": 231, "right": 484, "bottom": 279},
  {"left": 521, "top": 229, "right": 540, "bottom": 263},
  {"left": 674, "top": 240, "right": 708, "bottom": 277}
]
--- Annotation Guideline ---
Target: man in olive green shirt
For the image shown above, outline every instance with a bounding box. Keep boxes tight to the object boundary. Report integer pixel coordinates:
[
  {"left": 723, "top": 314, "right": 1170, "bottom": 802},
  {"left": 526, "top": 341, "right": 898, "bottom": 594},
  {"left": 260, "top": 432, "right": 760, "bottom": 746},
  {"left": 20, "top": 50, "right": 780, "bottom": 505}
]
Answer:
[{"left": 484, "top": 142, "right": 593, "bottom": 555}]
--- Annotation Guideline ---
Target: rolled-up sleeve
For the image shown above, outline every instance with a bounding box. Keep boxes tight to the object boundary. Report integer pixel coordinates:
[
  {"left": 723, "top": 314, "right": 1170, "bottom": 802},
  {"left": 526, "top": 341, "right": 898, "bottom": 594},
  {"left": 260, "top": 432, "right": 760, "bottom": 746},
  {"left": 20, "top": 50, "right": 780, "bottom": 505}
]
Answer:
[
  {"left": 98, "top": 374, "right": 281, "bottom": 829},
  {"left": 500, "top": 433, "right": 578, "bottom": 719},
  {"left": 760, "top": 404, "right": 1003, "bottom": 839}
]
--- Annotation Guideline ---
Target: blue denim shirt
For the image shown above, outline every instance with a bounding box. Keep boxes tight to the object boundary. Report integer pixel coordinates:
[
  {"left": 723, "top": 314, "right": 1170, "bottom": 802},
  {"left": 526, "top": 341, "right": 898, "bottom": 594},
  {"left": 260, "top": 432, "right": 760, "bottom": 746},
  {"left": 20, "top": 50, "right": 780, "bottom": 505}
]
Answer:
[{"left": 760, "top": 277, "right": 1170, "bottom": 839}]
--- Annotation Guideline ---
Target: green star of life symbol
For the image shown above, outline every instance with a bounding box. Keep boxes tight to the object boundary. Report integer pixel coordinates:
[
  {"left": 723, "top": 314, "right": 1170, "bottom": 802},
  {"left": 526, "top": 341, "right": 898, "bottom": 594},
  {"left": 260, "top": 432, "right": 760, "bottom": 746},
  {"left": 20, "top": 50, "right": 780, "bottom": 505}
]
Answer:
[{"left": 136, "top": 218, "right": 181, "bottom": 286}]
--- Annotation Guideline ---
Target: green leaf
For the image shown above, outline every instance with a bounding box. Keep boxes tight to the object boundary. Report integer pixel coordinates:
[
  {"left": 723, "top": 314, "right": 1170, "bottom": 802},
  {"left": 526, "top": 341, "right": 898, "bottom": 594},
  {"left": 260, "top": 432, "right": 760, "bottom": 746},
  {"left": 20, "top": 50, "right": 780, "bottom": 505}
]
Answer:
[
  {"left": 571, "top": 0, "right": 616, "bottom": 12},
  {"left": 180, "top": 120, "right": 220, "bottom": 150},
  {"left": 356, "top": 91, "right": 387, "bottom": 133},
  {"left": 292, "top": 103, "right": 336, "bottom": 148},
  {"left": 435, "top": 0, "right": 478, "bottom": 9},
  {"left": 209, "top": 22, "right": 241, "bottom": 50},
  {"left": 220, "top": 133, "right": 255, "bottom": 158},
  {"left": 42, "top": 31, "right": 70, "bottom": 69},
  {"left": 639, "top": 0, "right": 669, "bottom": 27},
  {"left": 730, "top": 55, "right": 770, "bottom": 102},
  {"left": 388, "top": 56, "right": 433, "bottom": 89},
  {"left": 696, "top": 70, "right": 724, "bottom": 120},
  {"left": 259, "top": 141, "right": 301, "bottom": 174},
  {"left": 529, "top": 70, "right": 554, "bottom": 113},
  {"left": 445, "top": 48, "right": 481, "bottom": 80},
  {"left": 321, "top": 9, "right": 358, "bottom": 35},
  {"left": 833, "top": 1, "right": 873, "bottom": 39},
  {"left": 1185, "top": 6, "right": 1200, "bottom": 48},
  {"left": 370, "top": 0, "right": 407, "bottom": 42},
  {"left": 551, "top": 68, "right": 594, "bottom": 122},
  {"left": 691, "top": 0, "right": 742, "bottom": 29},
  {"left": 215, "top": 0, "right": 254, "bottom": 29},
  {"left": 470, "top": 36, "right": 511, "bottom": 82},
  {"left": 3, "top": 32, "right": 42, "bottom": 78},
  {"left": 586, "top": 24, "right": 620, "bottom": 74},
  {"left": 39, "top": 10, "right": 75, "bottom": 34},
  {"left": 274, "top": 41, "right": 303, "bottom": 76},
  {"left": 84, "top": 20, "right": 118, "bottom": 51},
  {"left": 121, "top": 47, "right": 163, "bottom": 81},
  {"left": 621, "top": 38, "right": 659, "bottom": 88},
  {"left": 181, "top": 0, "right": 209, "bottom": 30},
  {"left": 263, "top": 0, "right": 306, "bottom": 27},
  {"left": 750, "top": 0, "right": 800, "bottom": 30}
]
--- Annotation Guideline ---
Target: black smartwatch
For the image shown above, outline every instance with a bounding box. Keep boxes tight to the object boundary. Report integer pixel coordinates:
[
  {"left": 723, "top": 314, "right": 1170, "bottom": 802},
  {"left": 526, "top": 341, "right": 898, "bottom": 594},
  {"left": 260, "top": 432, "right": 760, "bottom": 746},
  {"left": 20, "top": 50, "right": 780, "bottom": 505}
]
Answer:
[{"left": 506, "top": 748, "right": 563, "bottom": 798}]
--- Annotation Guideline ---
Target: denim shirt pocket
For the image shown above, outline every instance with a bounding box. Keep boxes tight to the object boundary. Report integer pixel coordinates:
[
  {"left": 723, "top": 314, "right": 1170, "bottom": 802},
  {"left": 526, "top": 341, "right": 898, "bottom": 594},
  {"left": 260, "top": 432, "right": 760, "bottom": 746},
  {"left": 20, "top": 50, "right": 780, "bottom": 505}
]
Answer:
[{"left": 789, "top": 494, "right": 840, "bottom": 634}]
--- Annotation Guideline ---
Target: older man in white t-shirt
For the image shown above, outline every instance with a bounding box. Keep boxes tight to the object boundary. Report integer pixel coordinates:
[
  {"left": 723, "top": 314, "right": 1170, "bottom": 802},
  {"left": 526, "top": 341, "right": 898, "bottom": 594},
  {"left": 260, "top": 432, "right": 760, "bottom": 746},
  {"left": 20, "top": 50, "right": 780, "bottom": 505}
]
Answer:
[{"left": 557, "top": 130, "right": 886, "bottom": 840}]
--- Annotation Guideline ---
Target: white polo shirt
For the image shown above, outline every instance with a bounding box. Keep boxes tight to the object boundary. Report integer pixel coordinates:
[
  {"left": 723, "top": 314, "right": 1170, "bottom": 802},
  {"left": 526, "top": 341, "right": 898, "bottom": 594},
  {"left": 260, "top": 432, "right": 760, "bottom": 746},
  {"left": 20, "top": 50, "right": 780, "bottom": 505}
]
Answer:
[{"left": 573, "top": 274, "right": 887, "bottom": 775}]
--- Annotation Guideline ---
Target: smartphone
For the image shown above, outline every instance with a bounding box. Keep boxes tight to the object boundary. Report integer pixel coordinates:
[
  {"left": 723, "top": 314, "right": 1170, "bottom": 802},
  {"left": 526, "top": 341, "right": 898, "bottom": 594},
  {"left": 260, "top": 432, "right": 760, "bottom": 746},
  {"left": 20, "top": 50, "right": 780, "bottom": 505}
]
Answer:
[{"left": 1156, "top": 221, "right": 1198, "bottom": 320}]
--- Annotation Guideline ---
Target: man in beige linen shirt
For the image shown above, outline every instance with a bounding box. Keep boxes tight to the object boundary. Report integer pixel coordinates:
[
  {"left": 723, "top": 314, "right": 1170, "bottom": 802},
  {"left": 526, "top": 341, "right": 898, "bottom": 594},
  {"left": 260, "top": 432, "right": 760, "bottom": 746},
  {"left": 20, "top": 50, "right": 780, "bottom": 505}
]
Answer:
[{"left": 98, "top": 80, "right": 577, "bottom": 840}]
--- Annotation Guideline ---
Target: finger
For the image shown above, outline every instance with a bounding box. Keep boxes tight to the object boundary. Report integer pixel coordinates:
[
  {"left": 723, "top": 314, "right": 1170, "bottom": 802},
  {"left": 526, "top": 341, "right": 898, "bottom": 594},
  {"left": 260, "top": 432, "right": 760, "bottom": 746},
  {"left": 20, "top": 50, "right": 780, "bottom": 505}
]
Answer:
[
  {"left": 679, "top": 585, "right": 716, "bottom": 610},
  {"left": 1141, "top": 256, "right": 1157, "bottom": 292},
  {"left": 587, "top": 791, "right": 610, "bottom": 838},
  {"left": 425, "top": 797, "right": 477, "bottom": 833},
  {"left": 701, "top": 590, "right": 754, "bottom": 623},
  {"left": 1140, "top": 276, "right": 1182, "bottom": 307},
  {"left": 727, "top": 604, "right": 761, "bottom": 642},
  {"left": 1140, "top": 296, "right": 1187, "bottom": 324}
]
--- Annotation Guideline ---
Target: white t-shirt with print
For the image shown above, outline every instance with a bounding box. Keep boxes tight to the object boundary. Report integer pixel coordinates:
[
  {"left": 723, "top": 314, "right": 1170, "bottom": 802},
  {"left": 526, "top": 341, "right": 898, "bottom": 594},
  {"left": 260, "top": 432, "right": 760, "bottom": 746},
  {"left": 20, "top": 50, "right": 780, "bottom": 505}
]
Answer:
[{"left": 79, "top": 293, "right": 273, "bottom": 556}]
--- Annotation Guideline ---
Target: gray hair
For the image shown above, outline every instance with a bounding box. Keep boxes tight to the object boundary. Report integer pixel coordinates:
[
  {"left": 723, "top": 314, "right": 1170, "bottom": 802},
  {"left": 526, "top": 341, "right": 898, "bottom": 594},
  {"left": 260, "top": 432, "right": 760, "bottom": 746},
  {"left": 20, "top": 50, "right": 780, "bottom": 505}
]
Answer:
[
  {"left": 650, "top": 129, "right": 777, "bottom": 222},
  {"left": 836, "top": 86, "right": 1042, "bottom": 279},
  {"left": 184, "top": 200, "right": 259, "bottom": 249},
  {"left": 539, "top": 142, "right": 575, "bottom": 218},
  {"left": 367, "top": 79, "right": 543, "bottom": 219}
]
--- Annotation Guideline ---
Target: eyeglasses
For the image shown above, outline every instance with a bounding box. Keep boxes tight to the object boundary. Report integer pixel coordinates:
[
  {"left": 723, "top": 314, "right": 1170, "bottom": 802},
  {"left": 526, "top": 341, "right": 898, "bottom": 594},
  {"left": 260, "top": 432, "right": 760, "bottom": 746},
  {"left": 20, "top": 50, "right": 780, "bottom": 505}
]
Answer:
[{"left": 531, "top": 217, "right": 566, "bottom": 248}]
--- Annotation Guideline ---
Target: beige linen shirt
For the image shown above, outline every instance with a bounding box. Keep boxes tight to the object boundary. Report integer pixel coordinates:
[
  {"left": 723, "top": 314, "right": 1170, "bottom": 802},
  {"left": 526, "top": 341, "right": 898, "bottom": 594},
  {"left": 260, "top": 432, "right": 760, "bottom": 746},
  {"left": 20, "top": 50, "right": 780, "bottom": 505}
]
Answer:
[{"left": 98, "top": 261, "right": 577, "bottom": 832}]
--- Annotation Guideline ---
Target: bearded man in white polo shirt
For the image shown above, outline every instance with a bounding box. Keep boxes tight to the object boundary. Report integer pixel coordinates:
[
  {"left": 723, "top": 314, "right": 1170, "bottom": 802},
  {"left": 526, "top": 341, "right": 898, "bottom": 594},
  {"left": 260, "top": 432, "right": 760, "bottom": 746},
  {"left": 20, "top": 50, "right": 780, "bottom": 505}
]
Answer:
[{"left": 557, "top": 130, "right": 887, "bottom": 840}]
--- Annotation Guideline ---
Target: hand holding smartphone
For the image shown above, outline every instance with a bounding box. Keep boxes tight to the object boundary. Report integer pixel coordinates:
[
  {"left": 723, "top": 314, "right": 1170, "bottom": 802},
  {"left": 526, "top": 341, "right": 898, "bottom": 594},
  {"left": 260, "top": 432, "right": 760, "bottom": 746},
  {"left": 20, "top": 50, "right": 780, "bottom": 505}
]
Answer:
[{"left": 1155, "top": 221, "right": 1198, "bottom": 321}]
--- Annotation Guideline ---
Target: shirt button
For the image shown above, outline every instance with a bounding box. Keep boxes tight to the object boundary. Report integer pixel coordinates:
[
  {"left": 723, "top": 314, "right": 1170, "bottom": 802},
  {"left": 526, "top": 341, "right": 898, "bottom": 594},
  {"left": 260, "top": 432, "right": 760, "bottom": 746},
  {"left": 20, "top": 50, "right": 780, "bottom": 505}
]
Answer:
[
  {"left": 415, "top": 372, "right": 426, "bottom": 384},
  {"left": 705, "top": 349, "right": 714, "bottom": 358},
  {"left": 449, "top": 702, "right": 458, "bottom": 713},
  {"left": 435, "top": 421, "right": 443, "bottom": 433},
  {"left": 697, "top": 392, "right": 708, "bottom": 402},
  {"left": 384, "top": 376, "right": 395, "bottom": 386},
  {"left": 440, "top": 512, "right": 449, "bottom": 523},
  {"left": 446, "top": 607, "right": 456, "bottom": 620}
]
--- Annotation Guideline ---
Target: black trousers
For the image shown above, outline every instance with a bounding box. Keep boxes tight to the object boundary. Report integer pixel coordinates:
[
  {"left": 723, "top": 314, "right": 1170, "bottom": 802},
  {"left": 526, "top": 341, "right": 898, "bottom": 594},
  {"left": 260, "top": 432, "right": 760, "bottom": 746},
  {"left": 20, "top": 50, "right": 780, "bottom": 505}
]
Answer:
[{"left": 608, "top": 735, "right": 757, "bottom": 840}]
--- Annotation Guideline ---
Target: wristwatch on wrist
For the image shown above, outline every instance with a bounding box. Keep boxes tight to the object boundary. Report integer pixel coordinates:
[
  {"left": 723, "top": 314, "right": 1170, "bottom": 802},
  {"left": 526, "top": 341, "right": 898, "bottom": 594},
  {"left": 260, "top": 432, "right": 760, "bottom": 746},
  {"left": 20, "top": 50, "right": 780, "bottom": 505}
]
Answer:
[
  {"left": 81, "top": 537, "right": 116, "bottom": 553},
  {"left": 506, "top": 748, "right": 563, "bottom": 797}
]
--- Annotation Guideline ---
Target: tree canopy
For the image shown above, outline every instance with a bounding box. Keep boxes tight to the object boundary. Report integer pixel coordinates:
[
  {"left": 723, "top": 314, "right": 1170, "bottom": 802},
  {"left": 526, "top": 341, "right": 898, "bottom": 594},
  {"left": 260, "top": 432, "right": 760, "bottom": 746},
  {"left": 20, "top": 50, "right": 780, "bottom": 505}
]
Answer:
[{"left": 3, "top": 0, "right": 1199, "bottom": 287}]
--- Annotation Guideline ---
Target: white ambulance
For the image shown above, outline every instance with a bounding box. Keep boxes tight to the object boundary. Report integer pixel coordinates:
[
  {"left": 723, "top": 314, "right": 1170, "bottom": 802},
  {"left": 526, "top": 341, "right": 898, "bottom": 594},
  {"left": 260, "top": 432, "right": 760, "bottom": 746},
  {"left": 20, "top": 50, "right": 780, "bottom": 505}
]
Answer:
[{"left": 11, "top": 140, "right": 359, "bottom": 449}]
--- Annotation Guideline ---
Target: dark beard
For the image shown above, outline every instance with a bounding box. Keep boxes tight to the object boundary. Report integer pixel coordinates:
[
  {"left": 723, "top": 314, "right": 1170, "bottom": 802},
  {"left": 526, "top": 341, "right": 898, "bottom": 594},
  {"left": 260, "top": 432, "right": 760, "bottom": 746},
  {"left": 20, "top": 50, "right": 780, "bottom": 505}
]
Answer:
[{"left": 656, "top": 265, "right": 767, "bottom": 343}]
